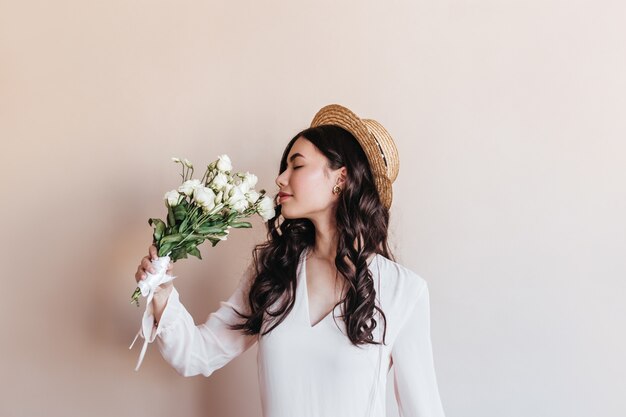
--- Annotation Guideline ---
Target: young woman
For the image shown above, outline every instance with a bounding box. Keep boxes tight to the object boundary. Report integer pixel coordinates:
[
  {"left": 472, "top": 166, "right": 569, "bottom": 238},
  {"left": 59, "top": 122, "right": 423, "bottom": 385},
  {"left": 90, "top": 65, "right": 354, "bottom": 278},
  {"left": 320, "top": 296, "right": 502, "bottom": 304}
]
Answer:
[{"left": 133, "top": 104, "right": 446, "bottom": 417}]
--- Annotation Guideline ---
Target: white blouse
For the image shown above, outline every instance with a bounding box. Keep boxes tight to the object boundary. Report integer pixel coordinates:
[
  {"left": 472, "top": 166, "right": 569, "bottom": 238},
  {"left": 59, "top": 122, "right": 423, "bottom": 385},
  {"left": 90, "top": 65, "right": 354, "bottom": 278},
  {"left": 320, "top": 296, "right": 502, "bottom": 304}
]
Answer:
[{"left": 137, "top": 247, "right": 446, "bottom": 417}]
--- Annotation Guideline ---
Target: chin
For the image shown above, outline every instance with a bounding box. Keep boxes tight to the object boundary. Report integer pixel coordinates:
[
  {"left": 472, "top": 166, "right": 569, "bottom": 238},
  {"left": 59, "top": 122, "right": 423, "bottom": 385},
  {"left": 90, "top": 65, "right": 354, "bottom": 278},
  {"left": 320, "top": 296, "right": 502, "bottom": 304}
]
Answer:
[
  {"left": 280, "top": 208, "right": 294, "bottom": 219},
  {"left": 279, "top": 205, "right": 300, "bottom": 220}
]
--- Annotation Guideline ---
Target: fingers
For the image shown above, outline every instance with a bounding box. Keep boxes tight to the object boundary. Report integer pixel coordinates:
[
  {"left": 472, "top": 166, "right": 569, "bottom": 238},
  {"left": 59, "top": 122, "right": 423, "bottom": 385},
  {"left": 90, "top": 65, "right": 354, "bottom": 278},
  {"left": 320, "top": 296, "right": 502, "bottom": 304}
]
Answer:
[
  {"left": 135, "top": 265, "right": 146, "bottom": 283},
  {"left": 141, "top": 256, "right": 156, "bottom": 274},
  {"left": 136, "top": 263, "right": 147, "bottom": 283},
  {"left": 135, "top": 244, "right": 172, "bottom": 286}
]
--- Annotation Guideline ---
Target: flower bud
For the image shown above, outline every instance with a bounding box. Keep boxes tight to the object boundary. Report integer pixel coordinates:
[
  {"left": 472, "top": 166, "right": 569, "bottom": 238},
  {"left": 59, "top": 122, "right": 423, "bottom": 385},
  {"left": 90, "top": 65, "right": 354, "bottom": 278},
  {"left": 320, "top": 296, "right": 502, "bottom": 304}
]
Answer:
[
  {"left": 178, "top": 179, "right": 202, "bottom": 196},
  {"left": 216, "top": 154, "right": 232, "bottom": 172},
  {"left": 164, "top": 190, "right": 181, "bottom": 206}
]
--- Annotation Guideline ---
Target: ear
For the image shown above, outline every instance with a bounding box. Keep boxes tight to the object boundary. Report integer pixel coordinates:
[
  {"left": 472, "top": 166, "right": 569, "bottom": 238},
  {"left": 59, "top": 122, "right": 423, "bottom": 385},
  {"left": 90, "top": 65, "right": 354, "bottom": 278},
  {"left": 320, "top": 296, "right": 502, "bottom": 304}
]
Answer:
[{"left": 336, "top": 166, "right": 347, "bottom": 186}]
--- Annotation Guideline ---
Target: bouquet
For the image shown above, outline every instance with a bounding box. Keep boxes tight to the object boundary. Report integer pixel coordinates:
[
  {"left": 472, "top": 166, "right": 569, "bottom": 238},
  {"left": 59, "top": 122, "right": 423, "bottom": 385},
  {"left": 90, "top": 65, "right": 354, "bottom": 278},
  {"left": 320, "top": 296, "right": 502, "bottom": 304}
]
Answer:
[
  {"left": 129, "top": 154, "right": 275, "bottom": 371},
  {"left": 130, "top": 155, "right": 275, "bottom": 307}
]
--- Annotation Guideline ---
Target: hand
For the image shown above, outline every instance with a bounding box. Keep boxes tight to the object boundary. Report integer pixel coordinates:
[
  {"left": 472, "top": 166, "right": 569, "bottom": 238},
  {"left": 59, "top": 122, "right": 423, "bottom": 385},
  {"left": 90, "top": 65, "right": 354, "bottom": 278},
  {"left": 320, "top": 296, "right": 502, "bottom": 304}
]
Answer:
[{"left": 135, "top": 244, "right": 175, "bottom": 294}]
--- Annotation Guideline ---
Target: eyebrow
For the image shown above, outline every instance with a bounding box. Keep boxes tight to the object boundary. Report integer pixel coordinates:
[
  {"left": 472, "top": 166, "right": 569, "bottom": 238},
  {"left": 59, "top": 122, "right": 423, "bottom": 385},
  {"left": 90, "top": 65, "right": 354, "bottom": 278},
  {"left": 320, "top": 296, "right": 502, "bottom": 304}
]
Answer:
[{"left": 288, "top": 153, "right": 305, "bottom": 163}]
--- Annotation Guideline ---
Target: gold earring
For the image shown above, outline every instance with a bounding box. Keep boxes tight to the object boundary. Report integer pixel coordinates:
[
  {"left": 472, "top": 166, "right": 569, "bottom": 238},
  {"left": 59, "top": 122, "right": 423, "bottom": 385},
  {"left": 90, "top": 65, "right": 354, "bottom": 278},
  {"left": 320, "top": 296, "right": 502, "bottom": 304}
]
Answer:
[{"left": 332, "top": 184, "right": 342, "bottom": 195}]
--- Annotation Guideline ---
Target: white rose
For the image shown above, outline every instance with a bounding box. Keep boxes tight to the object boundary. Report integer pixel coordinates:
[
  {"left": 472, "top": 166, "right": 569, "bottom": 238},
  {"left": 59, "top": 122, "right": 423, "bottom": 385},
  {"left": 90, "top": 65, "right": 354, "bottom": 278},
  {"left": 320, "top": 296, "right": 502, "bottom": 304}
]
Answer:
[
  {"left": 242, "top": 172, "right": 258, "bottom": 189},
  {"left": 210, "top": 172, "right": 229, "bottom": 190},
  {"left": 232, "top": 198, "right": 249, "bottom": 213},
  {"left": 178, "top": 179, "right": 202, "bottom": 196},
  {"left": 216, "top": 154, "right": 232, "bottom": 172},
  {"left": 193, "top": 186, "right": 216, "bottom": 211},
  {"left": 246, "top": 189, "right": 260, "bottom": 204},
  {"left": 236, "top": 182, "right": 250, "bottom": 197},
  {"left": 257, "top": 195, "right": 276, "bottom": 221},
  {"left": 224, "top": 185, "right": 248, "bottom": 206},
  {"left": 237, "top": 178, "right": 250, "bottom": 193},
  {"left": 164, "top": 190, "right": 181, "bottom": 207}
]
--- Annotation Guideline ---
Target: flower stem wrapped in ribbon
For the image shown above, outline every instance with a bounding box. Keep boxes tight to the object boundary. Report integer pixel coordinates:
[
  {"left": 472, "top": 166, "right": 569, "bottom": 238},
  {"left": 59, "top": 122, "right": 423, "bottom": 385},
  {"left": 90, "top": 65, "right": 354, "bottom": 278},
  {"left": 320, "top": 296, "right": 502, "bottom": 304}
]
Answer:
[{"left": 130, "top": 155, "right": 276, "bottom": 307}]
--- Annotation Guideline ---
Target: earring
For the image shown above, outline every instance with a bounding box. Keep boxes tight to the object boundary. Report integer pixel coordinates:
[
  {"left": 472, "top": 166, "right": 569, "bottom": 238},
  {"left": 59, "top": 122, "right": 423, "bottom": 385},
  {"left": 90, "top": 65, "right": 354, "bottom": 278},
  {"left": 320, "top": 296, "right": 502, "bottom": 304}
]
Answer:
[{"left": 332, "top": 184, "right": 342, "bottom": 195}]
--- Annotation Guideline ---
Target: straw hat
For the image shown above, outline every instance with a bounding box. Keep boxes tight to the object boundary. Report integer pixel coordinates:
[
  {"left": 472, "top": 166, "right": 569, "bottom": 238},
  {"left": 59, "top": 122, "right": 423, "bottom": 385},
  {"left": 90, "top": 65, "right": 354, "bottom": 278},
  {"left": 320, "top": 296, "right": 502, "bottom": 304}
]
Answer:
[{"left": 310, "top": 104, "right": 399, "bottom": 210}]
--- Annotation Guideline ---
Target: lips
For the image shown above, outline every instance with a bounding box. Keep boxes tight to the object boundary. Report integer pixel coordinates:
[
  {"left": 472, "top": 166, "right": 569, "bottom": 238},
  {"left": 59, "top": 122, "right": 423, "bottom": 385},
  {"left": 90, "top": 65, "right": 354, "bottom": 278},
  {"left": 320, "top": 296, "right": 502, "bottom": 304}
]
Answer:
[{"left": 278, "top": 192, "right": 292, "bottom": 203}]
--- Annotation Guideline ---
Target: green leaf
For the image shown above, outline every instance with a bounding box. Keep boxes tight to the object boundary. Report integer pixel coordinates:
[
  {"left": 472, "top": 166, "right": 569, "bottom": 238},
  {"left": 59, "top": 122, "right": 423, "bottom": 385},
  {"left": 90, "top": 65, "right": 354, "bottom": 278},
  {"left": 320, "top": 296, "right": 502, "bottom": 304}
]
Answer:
[
  {"left": 229, "top": 221, "right": 252, "bottom": 229},
  {"left": 173, "top": 204, "right": 187, "bottom": 221},
  {"left": 149, "top": 218, "right": 167, "bottom": 242},
  {"left": 160, "top": 233, "right": 183, "bottom": 245},
  {"left": 196, "top": 224, "right": 225, "bottom": 234},
  {"left": 207, "top": 236, "right": 221, "bottom": 247},
  {"left": 187, "top": 246, "right": 202, "bottom": 260},
  {"left": 171, "top": 247, "right": 188, "bottom": 260},
  {"left": 179, "top": 217, "right": 190, "bottom": 233},
  {"left": 158, "top": 241, "right": 175, "bottom": 257},
  {"left": 167, "top": 206, "right": 176, "bottom": 228},
  {"left": 184, "top": 233, "right": 205, "bottom": 241}
]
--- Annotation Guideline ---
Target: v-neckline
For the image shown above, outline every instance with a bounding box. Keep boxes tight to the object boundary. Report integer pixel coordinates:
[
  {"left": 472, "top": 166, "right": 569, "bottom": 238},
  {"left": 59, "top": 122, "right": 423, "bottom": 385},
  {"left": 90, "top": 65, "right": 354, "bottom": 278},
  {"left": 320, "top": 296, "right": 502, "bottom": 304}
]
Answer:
[{"left": 302, "top": 247, "right": 378, "bottom": 329}]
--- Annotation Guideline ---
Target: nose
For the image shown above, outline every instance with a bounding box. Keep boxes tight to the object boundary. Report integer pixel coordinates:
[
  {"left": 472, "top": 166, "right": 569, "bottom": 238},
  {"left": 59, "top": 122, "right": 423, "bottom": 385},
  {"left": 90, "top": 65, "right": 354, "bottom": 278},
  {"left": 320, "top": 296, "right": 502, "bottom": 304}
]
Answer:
[{"left": 275, "top": 171, "right": 286, "bottom": 190}]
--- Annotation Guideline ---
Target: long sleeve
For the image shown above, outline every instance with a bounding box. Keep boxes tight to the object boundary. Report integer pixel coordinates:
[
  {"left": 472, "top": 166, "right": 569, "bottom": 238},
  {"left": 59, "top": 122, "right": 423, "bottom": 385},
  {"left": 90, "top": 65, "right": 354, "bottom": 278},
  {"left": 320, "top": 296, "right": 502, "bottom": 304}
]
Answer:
[
  {"left": 391, "top": 282, "right": 446, "bottom": 417},
  {"left": 139, "top": 261, "right": 259, "bottom": 377}
]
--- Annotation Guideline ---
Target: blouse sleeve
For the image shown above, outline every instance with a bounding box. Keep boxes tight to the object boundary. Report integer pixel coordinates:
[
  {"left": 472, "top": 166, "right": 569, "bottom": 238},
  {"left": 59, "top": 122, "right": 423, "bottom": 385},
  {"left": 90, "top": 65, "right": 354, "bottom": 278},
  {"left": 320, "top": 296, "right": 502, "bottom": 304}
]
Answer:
[
  {"left": 139, "top": 261, "right": 259, "bottom": 377},
  {"left": 391, "top": 281, "right": 446, "bottom": 417}
]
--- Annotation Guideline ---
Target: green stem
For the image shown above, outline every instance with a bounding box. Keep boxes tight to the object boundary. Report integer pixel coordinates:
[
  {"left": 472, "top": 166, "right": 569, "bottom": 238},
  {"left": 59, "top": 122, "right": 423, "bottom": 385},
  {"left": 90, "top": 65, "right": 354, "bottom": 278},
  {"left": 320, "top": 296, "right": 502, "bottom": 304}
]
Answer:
[
  {"left": 202, "top": 166, "right": 215, "bottom": 186},
  {"left": 169, "top": 209, "right": 220, "bottom": 253}
]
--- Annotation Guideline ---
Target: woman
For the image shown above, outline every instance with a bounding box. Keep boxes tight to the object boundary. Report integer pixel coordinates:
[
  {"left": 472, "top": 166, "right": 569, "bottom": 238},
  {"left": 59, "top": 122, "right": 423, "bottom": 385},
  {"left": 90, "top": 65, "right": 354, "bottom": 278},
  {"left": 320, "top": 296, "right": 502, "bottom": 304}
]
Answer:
[{"left": 134, "top": 104, "right": 446, "bottom": 417}]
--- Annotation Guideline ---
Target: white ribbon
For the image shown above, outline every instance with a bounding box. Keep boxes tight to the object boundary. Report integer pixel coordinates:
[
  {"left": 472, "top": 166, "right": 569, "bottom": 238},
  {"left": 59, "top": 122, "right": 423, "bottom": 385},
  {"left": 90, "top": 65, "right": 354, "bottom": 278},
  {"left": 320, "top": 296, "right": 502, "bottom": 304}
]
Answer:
[{"left": 129, "top": 254, "right": 177, "bottom": 371}]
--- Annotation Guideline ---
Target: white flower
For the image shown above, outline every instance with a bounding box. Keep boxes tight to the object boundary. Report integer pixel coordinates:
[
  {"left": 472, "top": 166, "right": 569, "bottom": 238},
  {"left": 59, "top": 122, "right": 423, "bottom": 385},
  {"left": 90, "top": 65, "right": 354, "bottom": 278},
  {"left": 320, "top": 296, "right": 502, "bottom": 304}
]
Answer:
[
  {"left": 257, "top": 195, "right": 276, "bottom": 221},
  {"left": 227, "top": 186, "right": 249, "bottom": 213},
  {"left": 242, "top": 172, "right": 258, "bottom": 189},
  {"left": 216, "top": 154, "right": 232, "bottom": 172},
  {"left": 246, "top": 189, "right": 260, "bottom": 204},
  {"left": 210, "top": 172, "right": 229, "bottom": 190},
  {"left": 232, "top": 199, "right": 248, "bottom": 213},
  {"left": 183, "top": 158, "right": 193, "bottom": 168},
  {"left": 178, "top": 179, "right": 202, "bottom": 196},
  {"left": 228, "top": 184, "right": 246, "bottom": 200},
  {"left": 193, "top": 186, "right": 216, "bottom": 211},
  {"left": 164, "top": 190, "right": 181, "bottom": 207},
  {"left": 236, "top": 182, "right": 251, "bottom": 197},
  {"left": 171, "top": 157, "right": 181, "bottom": 163}
]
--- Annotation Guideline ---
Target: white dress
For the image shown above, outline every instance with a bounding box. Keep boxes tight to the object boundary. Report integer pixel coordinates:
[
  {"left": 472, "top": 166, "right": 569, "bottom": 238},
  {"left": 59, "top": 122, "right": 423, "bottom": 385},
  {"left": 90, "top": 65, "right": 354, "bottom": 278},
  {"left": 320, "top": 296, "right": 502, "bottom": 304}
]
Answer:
[{"left": 138, "top": 247, "right": 446, "bottom": 417}]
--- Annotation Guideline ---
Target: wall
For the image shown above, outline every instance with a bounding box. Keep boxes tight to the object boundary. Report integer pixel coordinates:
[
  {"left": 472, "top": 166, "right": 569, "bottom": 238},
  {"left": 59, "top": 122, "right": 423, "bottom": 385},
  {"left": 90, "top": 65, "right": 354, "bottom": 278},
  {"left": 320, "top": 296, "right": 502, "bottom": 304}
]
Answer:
[{"left": 1, "top": 1, "right": 624, "bottom": 416}]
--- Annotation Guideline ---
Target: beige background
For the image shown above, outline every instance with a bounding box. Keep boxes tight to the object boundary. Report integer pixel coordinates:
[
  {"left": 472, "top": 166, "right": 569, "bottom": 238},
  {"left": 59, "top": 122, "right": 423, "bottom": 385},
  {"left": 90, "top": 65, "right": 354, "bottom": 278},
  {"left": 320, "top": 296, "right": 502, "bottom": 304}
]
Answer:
[{"left": 1, "top": 1, "right": 624, "bottom": 416}]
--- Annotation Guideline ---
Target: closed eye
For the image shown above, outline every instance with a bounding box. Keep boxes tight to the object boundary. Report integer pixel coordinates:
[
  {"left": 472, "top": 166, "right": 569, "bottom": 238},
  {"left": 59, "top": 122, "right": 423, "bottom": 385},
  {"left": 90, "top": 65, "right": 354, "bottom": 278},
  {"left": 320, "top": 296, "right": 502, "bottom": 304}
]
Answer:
[{"left": 293, "top": 166, "right": 303, "bottom": 169}]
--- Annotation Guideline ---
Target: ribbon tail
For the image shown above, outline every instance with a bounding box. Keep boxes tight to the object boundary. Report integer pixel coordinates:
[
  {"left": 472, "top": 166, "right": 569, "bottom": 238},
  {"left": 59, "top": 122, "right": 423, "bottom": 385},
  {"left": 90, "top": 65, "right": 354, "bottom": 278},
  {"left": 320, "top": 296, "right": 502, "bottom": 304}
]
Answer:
[
  {"left": 129, "top": 329, "right": 141, "bottom": 350},
  {"left": 131, "top": 286, "right": 158, "bottom": 371},
  {"left": 134, "top": 337, "right": 150, "bottom": 372},
  {"left": 129, "top": 258, "right": 176, "bottom": 372}
]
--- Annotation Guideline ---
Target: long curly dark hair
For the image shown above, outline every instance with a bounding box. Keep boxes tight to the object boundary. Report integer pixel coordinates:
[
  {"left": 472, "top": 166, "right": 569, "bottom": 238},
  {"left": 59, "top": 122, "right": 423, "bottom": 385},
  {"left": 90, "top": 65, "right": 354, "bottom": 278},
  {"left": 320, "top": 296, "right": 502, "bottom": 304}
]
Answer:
[{"left": 228, "top": 124, "right": 397, "bottom": 347}]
